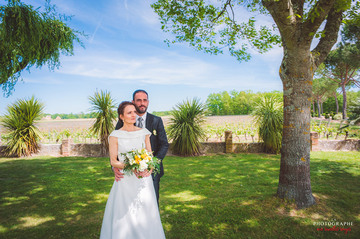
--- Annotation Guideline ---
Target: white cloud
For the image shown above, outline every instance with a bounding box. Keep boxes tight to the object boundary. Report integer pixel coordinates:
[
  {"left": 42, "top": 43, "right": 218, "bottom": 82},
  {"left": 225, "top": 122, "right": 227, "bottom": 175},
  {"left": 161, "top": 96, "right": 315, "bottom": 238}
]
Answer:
[
  {"left": 23, "top": 76, "right": 63, "bottom": 85},
  {"left": 57, "top": 50, "right": 221, "bottom": 87},
  {"left": 53, "top": 46, "right": 282, "bottom": 92}
]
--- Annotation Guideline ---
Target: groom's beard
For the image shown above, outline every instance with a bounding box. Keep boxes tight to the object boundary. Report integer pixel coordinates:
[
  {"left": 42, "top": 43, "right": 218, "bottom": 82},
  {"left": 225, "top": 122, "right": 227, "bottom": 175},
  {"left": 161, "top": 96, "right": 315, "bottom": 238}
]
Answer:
[{"left": 135, "top": 105, "right": 147, "bottom": 114}]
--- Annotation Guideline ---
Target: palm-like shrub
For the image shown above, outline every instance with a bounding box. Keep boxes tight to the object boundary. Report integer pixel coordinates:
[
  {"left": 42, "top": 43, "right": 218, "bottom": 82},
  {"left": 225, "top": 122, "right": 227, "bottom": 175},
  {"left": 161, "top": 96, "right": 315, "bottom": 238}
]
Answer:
[
  {"left": 1, "top": 96, "right": 44, "bottom": 157},
  {"left": 252, "top": 96, "right": 283, "bottom": 154},
  {"left": 168, "top": 98, "right": 206, "bottom": 156},
  {"left": 89, "top": 90, "right": 116, "bottom": 154}
]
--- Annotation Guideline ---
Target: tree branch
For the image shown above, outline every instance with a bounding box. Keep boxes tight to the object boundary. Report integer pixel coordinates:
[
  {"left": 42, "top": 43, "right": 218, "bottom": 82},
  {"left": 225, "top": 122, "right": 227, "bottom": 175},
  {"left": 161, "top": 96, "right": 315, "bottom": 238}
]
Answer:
[
  {"left": 311, "top": 6, "right": 343, "bottom": 68},
  {"left": 212, "top": 0, "right": 231, "bottom": 22},
  {"left": 302, "top": 0, "right": 336, "bottom": 38},
  {"left": 292, "top": 0, "right": 306, "bottom": 16},
  {"left": 328, "top": 76, "right": 341, "bottom": 84},
  {"left": 261, "top": 0, "right": 297, "bottom": 42},
  {"left": 348, "top": 68, "right": 357, "bottom": 80}
]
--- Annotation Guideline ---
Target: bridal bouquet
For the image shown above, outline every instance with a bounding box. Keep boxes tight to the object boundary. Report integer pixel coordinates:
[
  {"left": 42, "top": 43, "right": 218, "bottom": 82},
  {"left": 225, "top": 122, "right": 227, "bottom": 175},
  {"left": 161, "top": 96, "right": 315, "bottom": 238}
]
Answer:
[{"left": 121, "top": 148, "right": 160, "bottom": 176}]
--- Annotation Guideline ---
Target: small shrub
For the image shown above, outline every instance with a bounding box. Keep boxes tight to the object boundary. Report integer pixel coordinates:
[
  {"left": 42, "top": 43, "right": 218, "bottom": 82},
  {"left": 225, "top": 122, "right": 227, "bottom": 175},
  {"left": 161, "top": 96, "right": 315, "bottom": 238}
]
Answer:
[
  {"left": 1, "top": 96, "right": 44, "bottom": 157},
  {"left": 333, "top": 113, "right": 342, "bottom": 120},
  {"left": 311, "top": 110, "right": 315, "bottom": 117},
  {"left": 168, "top": 98, "right": 206, "bottom": 156},
  {"left": 89, "top": 90, "right": 117, "bottom": 154},
  {"left": 252, "top": 96, "right": 283, "bottom": 154}
]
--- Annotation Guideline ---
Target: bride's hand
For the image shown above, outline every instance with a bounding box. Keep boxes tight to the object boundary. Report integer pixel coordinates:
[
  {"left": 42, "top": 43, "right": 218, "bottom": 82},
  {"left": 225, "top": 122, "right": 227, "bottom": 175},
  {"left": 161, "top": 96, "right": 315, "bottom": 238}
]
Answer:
[{"left": 134, "top": 169, "right": 152, "bottom": 178}]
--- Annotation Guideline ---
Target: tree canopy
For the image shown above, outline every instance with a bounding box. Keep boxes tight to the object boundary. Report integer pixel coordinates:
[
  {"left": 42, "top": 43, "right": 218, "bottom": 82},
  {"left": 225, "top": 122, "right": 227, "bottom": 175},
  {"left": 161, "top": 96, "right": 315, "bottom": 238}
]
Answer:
[
  {"left": 152, "top": 0, "right": 359, "bottom": 208},
  {"left": 0, "top": 0, "right": 83, "bottom": 96},
  {"left": 152, "top": 0, "right": 282, "bottom": 62},
  {"left": 342, "top": 1, "right": 360, "bottom": 45},
  {"left": 152, "top": 0, "right": 358, "bottom": 67},
  {"left": 324, "top": 41, "right": 360, "bottom": 119}
]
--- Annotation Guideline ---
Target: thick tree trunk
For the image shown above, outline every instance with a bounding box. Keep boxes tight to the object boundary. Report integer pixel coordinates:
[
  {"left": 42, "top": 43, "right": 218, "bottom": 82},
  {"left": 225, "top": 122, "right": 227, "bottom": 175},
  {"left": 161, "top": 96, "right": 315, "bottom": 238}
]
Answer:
[
  {"left": 341, "top": 84, "right": 347, "bottom": 119},
  {"left": 277, "top": 47, "right": 316, "bottom": 209}
]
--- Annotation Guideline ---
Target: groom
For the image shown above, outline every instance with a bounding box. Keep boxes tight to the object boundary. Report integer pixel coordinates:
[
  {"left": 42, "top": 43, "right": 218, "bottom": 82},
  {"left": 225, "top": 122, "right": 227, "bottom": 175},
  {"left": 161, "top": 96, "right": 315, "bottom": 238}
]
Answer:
[{"left": 114, "top": 89, "right": 169, "bottom": 205}]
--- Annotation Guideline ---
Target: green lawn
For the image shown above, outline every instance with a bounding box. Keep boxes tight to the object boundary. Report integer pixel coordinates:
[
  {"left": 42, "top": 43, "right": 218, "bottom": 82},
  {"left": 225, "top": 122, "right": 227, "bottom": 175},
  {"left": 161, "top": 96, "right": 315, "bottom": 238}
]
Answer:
[{"left": 1, "top": 152, "right": 359, "bottom": 239}]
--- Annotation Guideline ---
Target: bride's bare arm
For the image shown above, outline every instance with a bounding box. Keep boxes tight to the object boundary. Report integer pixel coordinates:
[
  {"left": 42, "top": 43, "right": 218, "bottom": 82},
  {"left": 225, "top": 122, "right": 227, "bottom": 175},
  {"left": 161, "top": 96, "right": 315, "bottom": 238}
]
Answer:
[{"left": 109, "top": 136, "right": 125, "bottom": 169}]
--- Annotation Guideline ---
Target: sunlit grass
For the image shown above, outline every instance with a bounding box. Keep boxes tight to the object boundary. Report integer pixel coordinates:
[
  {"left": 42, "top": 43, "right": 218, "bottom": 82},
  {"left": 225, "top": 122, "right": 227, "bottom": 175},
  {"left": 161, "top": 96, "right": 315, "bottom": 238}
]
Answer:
[{"left": 0, "top": 151, "right": 359, "bottom": 238}]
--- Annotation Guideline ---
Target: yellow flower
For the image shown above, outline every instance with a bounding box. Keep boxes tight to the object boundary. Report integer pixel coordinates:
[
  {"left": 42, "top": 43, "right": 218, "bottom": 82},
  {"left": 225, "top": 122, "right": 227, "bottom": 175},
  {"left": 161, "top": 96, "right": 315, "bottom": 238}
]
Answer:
[
  {"left": 135, "top": 155, "right": 141, "bottom": 164},
  {"left": 141, "top": 154, "right": 147, "bottom": 159}
]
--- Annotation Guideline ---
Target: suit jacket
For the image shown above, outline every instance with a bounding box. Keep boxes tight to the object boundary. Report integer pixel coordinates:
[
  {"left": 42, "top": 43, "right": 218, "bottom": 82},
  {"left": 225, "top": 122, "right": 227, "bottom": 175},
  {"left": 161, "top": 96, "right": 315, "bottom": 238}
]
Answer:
[{"left": 115, "top": 113, "right": 169, "bottom": 177}]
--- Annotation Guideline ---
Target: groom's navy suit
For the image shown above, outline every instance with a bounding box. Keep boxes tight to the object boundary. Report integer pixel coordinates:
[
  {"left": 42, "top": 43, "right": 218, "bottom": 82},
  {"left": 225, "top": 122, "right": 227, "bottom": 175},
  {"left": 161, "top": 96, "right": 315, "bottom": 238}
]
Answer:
[{"left": 115, "top": 113, "right": 169, "bottom": 204}]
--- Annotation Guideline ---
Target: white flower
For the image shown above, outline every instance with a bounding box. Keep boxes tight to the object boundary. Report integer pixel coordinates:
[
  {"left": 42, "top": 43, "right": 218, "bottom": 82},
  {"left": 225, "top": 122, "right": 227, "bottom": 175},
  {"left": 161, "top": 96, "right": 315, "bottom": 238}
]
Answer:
[
  {"left": 139, "top": 160, "right": 148, "bottom": 171},
  {"left": 153, "top": 129, "right": 157, "bottom": 136}
]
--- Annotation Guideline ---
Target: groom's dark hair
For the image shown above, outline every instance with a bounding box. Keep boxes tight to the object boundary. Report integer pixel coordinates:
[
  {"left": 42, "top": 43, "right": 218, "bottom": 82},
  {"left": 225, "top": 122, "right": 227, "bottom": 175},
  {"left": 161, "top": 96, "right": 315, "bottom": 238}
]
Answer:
[{"left": 133, "top": 89, "right": 148, "bottom": 100}]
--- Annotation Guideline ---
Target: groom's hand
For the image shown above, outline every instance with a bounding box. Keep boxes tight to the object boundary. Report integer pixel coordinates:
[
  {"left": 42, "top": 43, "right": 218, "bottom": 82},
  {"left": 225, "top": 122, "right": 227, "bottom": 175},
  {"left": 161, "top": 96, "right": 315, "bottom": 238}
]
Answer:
[
  {"left": 113, "top": 168, "right": 124, "bottom": 182},
  {"left": 134, "top": 169, "right": 152, "bottom": 178}
]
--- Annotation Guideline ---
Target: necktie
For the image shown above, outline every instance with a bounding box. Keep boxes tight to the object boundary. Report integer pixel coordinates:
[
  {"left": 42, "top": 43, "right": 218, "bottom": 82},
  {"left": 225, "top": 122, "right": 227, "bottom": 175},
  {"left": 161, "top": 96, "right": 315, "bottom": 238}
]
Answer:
[{"left": 137, "top": 117, "right": 143, "bottom": 128}]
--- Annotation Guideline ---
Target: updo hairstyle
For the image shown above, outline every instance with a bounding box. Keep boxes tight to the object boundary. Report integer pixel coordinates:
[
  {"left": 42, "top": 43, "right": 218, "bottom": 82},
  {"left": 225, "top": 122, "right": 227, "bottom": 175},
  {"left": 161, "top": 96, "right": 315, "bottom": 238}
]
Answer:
[{"left": 117, "top": 101, "right": 136, "bottom": 121}]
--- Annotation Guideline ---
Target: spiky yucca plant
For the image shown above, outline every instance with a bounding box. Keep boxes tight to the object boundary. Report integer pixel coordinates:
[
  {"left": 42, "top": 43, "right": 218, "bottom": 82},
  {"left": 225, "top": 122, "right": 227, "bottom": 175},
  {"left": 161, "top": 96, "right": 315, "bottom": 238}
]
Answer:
[
  {"left": 89, "top": 90, "right": 116, "bottom": 154},
  {"left": 168, "top": 98, "right": 206, "bottom": 156},
  {"left": 1, "top": 96, "right": 44, "bottom": 157},
  {"left": 252, "top": 96, "right": 283, "bottom": 154}
]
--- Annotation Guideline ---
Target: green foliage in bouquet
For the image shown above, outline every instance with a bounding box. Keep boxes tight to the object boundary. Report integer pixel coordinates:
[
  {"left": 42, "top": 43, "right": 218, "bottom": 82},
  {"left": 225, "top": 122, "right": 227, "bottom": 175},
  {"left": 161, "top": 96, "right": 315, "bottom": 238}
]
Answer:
[{"left": 121, "top": 148, "right": 160, "bottom": 176}]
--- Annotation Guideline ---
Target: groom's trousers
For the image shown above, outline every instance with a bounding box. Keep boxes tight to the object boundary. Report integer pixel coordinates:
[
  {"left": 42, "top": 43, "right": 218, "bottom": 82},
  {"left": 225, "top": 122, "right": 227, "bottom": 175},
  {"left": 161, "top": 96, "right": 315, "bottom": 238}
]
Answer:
[{"left": 152, "top": 173, "right": 161, "bottom": 207}]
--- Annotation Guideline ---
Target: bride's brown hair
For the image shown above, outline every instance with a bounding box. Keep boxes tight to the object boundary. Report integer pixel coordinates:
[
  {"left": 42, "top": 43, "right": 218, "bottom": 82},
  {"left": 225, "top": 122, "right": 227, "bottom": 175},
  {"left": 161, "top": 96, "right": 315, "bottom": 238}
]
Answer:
[{"left": 117, "top": 101, "right": 136, "bottom": 121}]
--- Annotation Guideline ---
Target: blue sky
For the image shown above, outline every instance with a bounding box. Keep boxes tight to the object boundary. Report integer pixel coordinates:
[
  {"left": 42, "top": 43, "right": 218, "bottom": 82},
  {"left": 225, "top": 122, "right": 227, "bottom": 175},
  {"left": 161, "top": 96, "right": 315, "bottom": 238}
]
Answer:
[{"left": 0, "top": 0, "right": 285, "bottom": 115}]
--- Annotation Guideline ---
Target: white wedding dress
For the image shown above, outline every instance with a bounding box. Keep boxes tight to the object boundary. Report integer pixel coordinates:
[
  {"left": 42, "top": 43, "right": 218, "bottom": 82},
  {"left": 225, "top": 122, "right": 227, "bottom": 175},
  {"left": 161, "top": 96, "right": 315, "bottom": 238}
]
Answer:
[{"left": 100, "top": 129, "right": 166, "bottom": 239}]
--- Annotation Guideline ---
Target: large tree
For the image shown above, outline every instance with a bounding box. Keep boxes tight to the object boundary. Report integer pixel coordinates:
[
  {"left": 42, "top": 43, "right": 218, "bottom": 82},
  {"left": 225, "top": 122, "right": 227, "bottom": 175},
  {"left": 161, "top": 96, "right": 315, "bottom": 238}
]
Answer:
[
  {"left": 324, "top": 43, "right": 360, "bottom": 119},
  {"left": 312, "top": 77, "right": 329, "bottom": 117},
  {"left": 152, "top": 0, "right": 358, "bottom": 208},
  {"left": 342, "top": 2, "right": 360, "bottom": 45},
  {"left": 0, "top": 0, "right": 83, "bottom": 96},
  {"left": 313, "top": 65, "right": 340, "bottom": 116}
]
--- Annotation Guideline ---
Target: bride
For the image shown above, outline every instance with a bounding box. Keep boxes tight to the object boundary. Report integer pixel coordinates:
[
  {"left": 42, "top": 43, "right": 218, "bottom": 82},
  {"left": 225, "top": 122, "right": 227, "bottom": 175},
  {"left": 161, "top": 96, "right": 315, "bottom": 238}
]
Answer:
[{"left": 100, "top": 101, "right": 166, "bottom": 239}]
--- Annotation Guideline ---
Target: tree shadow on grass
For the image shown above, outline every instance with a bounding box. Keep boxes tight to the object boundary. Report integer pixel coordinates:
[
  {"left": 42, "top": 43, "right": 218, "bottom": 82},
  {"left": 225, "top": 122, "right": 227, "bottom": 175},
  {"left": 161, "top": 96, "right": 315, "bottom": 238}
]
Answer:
[
  {"left": 0, "top": 157, "right": 113, "bottom": 239},
  {"left": 0, "top": 153, "right": 359, "bottom": 239},
  {"left": 160, "top": 153, "right": 359, "bottom": 239}
]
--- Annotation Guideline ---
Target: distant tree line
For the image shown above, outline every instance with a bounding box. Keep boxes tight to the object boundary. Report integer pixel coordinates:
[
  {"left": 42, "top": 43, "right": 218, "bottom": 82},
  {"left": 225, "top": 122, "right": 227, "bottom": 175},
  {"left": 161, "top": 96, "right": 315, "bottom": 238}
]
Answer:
[
  {"left": 41, "top": 111, "right": 172, "bottom": 119},
  {"left": 152, "top": 111, "right": 171, "bottom": 117},
  {"left": 314, "top": 90, "right": 360, "bottom": 119},
  {"left": 205, "top": 89, "right": 360, "bottom": 118},
  {"left": 205, "top": 90, "right": 283, "bottom": 116},
  {"left": 42, "top": 112, "right": 98, "bottom": 120}
]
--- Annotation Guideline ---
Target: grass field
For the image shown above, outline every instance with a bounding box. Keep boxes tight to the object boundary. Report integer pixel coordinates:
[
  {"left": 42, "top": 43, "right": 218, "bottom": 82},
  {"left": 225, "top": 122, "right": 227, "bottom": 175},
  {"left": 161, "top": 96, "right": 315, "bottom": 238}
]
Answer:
[{"left": 1, "top": 152, "right": 359, "bottom": 238}]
